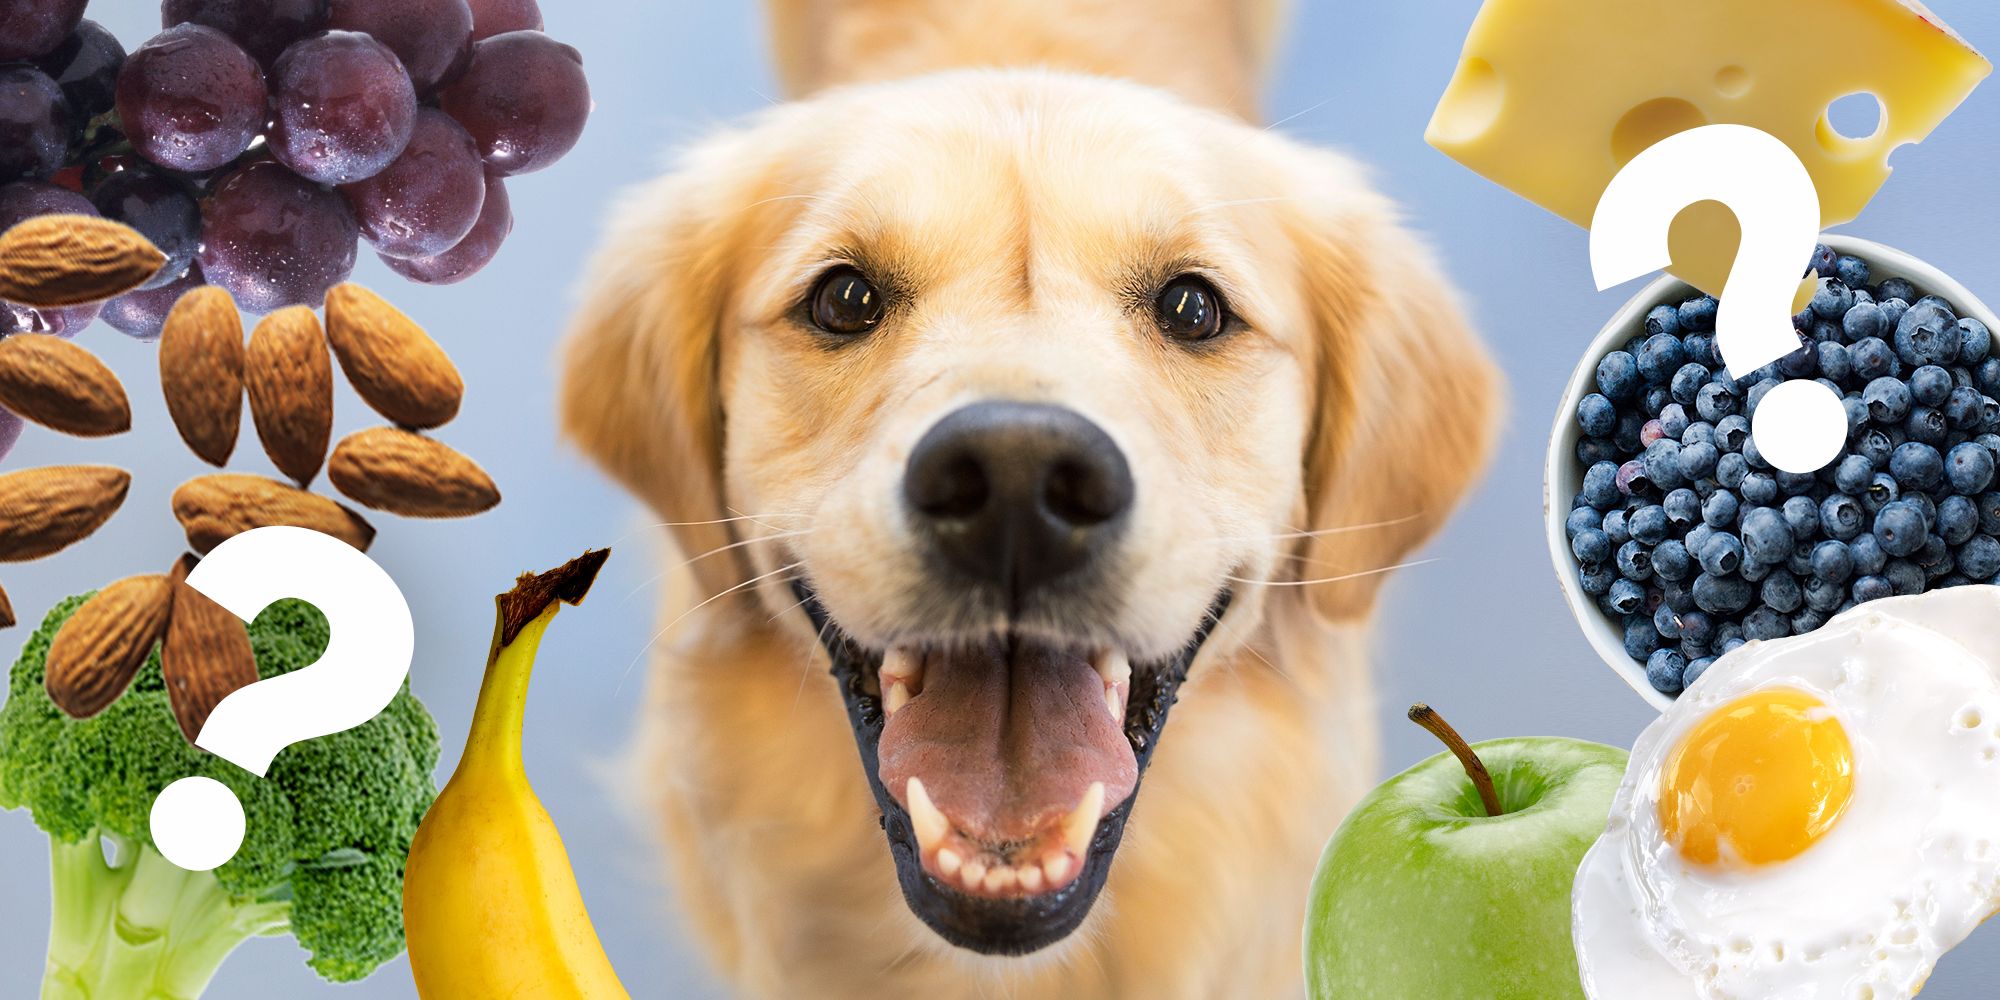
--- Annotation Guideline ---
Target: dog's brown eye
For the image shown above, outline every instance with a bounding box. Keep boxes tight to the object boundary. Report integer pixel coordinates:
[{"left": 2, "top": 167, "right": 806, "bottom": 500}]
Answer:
[
  {"left": 1154, "top": 276, "right": 1224, "bottom": 342},
  {"left": 810, "top": 267, "right": 885, "bottom": 335}
]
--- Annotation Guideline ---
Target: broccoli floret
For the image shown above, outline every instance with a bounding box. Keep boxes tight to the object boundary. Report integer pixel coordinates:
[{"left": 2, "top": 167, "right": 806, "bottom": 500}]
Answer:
[{"left": 0, "top": 593, "right": 439, "bottom": 998}]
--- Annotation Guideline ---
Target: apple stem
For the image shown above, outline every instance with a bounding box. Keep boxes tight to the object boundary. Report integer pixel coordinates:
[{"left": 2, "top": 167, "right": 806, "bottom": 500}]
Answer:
[{"left": 1407, "top": 703, "right": 1502, "bottom": 817}]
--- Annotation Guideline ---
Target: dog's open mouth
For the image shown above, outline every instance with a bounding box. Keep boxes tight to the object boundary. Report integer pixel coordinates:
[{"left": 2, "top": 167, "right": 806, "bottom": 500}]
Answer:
[{"left": 794, "top": 580, "right": 1230, "bottom": 955}]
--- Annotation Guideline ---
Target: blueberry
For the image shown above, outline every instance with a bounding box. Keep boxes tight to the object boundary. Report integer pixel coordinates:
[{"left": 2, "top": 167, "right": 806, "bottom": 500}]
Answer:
[
  {"left": 1645, "top": 304, "right": 1682, "bottom": 338},
  {"left": 1659, "top": 403, "right": 1691, "bottom": 440},
  {"left": 1582, "top": 461, "right": 1622, "bottom": 509},
  {"left": 1948, "top": 441, "right": 1997, "bottom": 494},
  {"left": 1717, "top": 451, "right": 1750, "bottom": 489},
  {"left": 1804, "top": 572, "right": 1846, "bottom": 610},
  {"left": 1565, "top": 506, "right": 1600, "bottom": 538},
  {"left": 1980, "top": 493, "right": 2000, "bottom": 535},
  {"left": 1640, "top": 419, "right": 1667, "bottom": 447},
  {"left": 1742, "top": 557, "right": 1773, "bottom": 583},
  {"left": 1646, "top": 648, "right": 1686, "bottom": 694},
  {"left": 1638, "top": 333, "right": 1686, "bottom": 383},
  {"left": 1695, "top": 380, "right": 1739, "bottom": 423},
  {"left": 1744, "top": 377, "right": 1780, "bottom": 417},
  {"left": 1906, "top": 406, "right": 1948, "bottom": 446},
  {"left": 1643, "top": 385, "right": 1671, "bottom": 415},
  {"left": 1761, "top": 571, "right": 1803, "bottom": 613},
  {"left": 1644, "top": 439, "right": 1686, "bottom": 489},
  {"left": 1742, "top": 507, "right": 1792, "bottom": 563},
  {"left": 1623, "top": 615, "right": 1661, "bottom": 659},
  {"left": 1818, "top": 493, "right": 1865, "bottom": 540},
  {"left": 1873, "top": 501, "right": 1927, "bottom": 557},
  {"left": 1858, "top": 472, "right": 1900, "bottom": 515},
  {"left": 1786, "top": 542, "right": 1815, "bottom": 577},
  {"left": 1918, "top": 533, "right": 1951, "bottom": 569},
  {"left": 1982, "top": 397, "right": 2000, "bottom": 434},
  {"left": 1653, "top": 539, "right": 1693, "bottom": 581},
  {"left": 1608, "top": 578, "right": 1647, "bottom": 614},
  {"left": 1939, "top": 495, "right": 1980, "bottom": 545},
  {"left": 1702, "top": 489, "right": 1740, "bottom": 528},
  {"left": 1652, "top": 603, "right": 1683, "bottom": 640},
  {"left": 1810, "top": 320, "right": 1843, "bottom": 345},
  {"left": 1896, "top": 300, "right": 1960, "bottom": 367},
  {"left": 1959, "top": 535, "right": 2000, "bottom": 579},
  {"left": 1573, "top": 528, "right": 1612, "bottom": 564},
  {"left": 1906, "top": 492, "right": 1938, "bottom": 531},
  {"left": 1810, "top": 539, "right": 1854, "bottom": 584},
  {"left": 1789, "top": 608, "right": 1828, "bottom": 635},
  {"left": 1781, "top": 495, "right": 1819, "bottom": 539},
  {"left": 1698, "top": 532, "right": 1744, "bottom": 575},
  {"left": 1661, "top": 489, "right": 1700, "bottom": 530},
  {"left": 1683, "top": 657, "right": 1716, "bottom": 688},
  {"left": 1777, "top": 470, "right": 1819, "bottom": 496},
  {"left": 1668, "top": 363, "right": 1708, "bottom": 406},
  {"left": 1851, "top": 337, "right": 1898, "bottom": 380},
  {"left": 1682, "top": 420, "right": 1716, "bottom": 447},
  {"left": 1981, "top": 358, "right": 2000, "bottom": 396},
  {"left": 1580, "top": 562, "right": 1616, "bottom": 595},
  {"left": 1844, "top": 301, "right": 1888, "bottom": 342},
  {"left": 1719, "top": 636, "right": 1747, "bottom": 655},
  {"left": 1843, "top": 394, "right": 1871, "bottom": 436},
  {"left": 1714, "top": 416, "right": 1751, "bottom": 455},
  {"left": 1947, "top": 385, "right": 1986, "bottom": 429},
  {"left": 1879, "top": 276, "right": 1918, "bottom": 304},
  {"left": 1960, "top": 317, "right": 1992, "bottom": 361},
  {"left": 1616, "top": 459, "right": 1652, "bottom": 496},
  {"left": 1810, "top": 278, "right": 1854, "bottom": 320},
  {"left": 1741, "top": 472, "right": 1779, "bottom": 506},
  {"left": 1577, "top": 436, "right": 1621, "bottom": 466},
  {"left": 1884, "top": 558, "right": 1926, "bottom": 595},
  {"left": 1850, "top": 532, "right": 1887, "bottom": 575},
  {"left": 1616, "top": 539, "right": 1654, "bottom": 581},
  {"left": 1685, "top": 523, "right": 1716, "bottom": 560},
  {"left": 1863, "top": 376, "right": 1913, "bottom": 423},
  {"left": 1807, "top": 244, "right": 1839, "bottom": 279},
  {"left": 1834, "top": 254, "right": 1870, "bottom": 289},
  {"left": 1601, "top": 508, "right": 1631, "bottom": 544},
  {"left": 1742, "top": 605, "right": 1791, "bottom": 641},
  {"left": 1918, "top": 294, "right": 1958, "bottom": 317},
  {"left": 1597, "top": 350, "right": 1641, "bottom": 401},
  {"left": 1910, "top": 364, "right": 1953, "bottom": 405},
  {"left": 1852, "top": 574, "right": 1894, "bottom": 603},
  {"left": 1833, "top": 454, "right": 1876, "bottom": 495},
  {"left": 1889, "top": 442, "right": 1944, "bottom": 491},
  {"left": 1856, "top": 428, "right": 1896, "bottom": 470},
  {"left": 1629, "top": 504, "right": 1670, "bottom": 544},
  {"left": 1661, "top": 580, "right": 1695, "bottom": 613},
  {"left": 1776, "top": 343, "right": 1818, "bottom": 379},
  {"left": 1576, "top": 393, "right": 1617, "bottom": 437},
  {"left": 1679, "top": 295, "right": 1719, "bottom": 332},
  {"left": 1814, "top": 341, "right": 1853, "bottom": 383}
]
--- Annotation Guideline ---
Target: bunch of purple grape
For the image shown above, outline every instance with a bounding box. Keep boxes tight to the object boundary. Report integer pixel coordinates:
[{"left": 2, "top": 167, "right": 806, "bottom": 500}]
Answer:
[{"left": 0, "top": 0, "right": 588, "bottom": 342}]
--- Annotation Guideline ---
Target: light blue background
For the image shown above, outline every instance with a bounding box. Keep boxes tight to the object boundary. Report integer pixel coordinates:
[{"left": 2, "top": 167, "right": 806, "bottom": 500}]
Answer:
[{"left": 4, "top": 1, "right": 1998, "bottom": 996}]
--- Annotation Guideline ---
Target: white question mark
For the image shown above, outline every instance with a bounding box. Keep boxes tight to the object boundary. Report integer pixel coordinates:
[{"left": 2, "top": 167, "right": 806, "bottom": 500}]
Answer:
[
  {"left": 148, "top": 526, "right": 414, "bottom": 871},
  {"left": 1591, "top": 123, "right": 1848, "bottom": 475}
]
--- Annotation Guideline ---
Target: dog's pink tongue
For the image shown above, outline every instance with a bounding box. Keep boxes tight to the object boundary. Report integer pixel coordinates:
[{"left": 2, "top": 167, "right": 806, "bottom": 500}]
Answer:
[{"left": 877, "top": 641, "right": 1134, "bottom": 843}]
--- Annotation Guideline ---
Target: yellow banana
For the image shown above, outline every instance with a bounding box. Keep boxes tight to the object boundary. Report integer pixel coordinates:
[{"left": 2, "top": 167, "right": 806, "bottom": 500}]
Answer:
[{"left": 404, "top": 550, "right": 628, "bottom": 999}]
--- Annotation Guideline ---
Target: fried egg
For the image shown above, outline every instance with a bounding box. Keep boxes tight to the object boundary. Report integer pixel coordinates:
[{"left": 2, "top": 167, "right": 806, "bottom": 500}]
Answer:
[{"left": 1573, "top": 586, "right": 2000, "bottom": 999}]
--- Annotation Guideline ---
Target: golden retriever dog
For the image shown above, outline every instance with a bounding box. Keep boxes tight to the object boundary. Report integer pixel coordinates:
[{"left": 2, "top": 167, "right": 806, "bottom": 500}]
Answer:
[{"left": 561, "top": 0, "right": 1500, "bottom": 995}]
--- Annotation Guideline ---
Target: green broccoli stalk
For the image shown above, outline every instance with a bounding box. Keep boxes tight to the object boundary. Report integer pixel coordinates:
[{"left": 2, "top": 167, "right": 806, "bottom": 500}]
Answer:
[{"left": 0, "top": 594, "right": 440, "bottom": 998}]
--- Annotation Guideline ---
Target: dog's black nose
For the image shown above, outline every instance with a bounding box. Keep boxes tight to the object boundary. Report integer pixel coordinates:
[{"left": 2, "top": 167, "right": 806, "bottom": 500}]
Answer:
[{"left": 903, "top": 401, "right": 1134, "bottom": 599}]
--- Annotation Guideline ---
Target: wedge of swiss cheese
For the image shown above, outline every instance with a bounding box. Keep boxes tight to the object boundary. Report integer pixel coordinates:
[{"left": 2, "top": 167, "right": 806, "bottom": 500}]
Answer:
[{"left": 1428, "top": 0, "right": 1989, "bottom": 294}]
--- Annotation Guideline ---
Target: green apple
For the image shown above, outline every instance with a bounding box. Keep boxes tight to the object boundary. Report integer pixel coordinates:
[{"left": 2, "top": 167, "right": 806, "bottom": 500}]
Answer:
[{"left": 1303, "top": 706, "right": 1627, "bottom": 1000}]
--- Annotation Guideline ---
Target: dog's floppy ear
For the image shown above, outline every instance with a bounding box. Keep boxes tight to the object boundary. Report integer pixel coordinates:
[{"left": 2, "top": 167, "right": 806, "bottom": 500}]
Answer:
[
  {"left": 1279, "top": 149, "right": 1504, "bottom": 622},
  {"left": 559, "top": 129, "right": 785, "bottom": 599}
]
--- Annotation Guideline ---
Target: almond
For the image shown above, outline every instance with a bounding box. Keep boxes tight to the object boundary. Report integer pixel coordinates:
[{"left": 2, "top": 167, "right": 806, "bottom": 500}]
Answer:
[
  {"left": 328, "top": 427, "right": 500, "bottom": 517},
  {"left": 0, "top": 465, "right": 130, "bottom": 562},
  {"left": 163, "top": 553, "right": 258, "bottom": 743},
  {"left": 245, "top": 306, "right": 334, "bottom": 485},
  {"left": 171, "top": 473, "right": 375, "bottom": 553},
  {"left": 45, "top": 574, "right": 173, "bottom": 718},
  {"left": 0, "top": 214, "right": 165, "bottom": 307},
  {"left": 159, "top": 285, "right": 244, "bottom": 466},
  {"left": 324, "top": 283, "right": 463, "bottom": 428},
  {"left": 0, "top": 583, "right": 13, "bottom": 629},
  {"left": 0, "top": 334, "right": 131, "bottom": 436}
]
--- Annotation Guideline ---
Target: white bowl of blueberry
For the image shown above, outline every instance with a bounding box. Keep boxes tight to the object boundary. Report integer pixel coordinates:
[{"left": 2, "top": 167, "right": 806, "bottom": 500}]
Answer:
[{"left": 1545, "top": 235, "right": 2000, "bottom": 711}]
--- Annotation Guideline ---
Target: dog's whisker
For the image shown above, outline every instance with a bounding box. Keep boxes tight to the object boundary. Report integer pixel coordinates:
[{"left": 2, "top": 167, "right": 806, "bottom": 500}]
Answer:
[
  {"left": 1210, "top": 512, "right": 1425, "bottom": 543},
  {"left": 1264, "top": 93, "right": 1339, "bottom": 131},
  {"left": 1226, "top": 557, "right": 1440, "bottom": 588},
  {"left": 617, "top": 530, "right": 814, "bottom": 605},
  {"left": 617, "top": 561, "right": 805, "bottom": 689},
  {"left": 728, "top": 505, "right": 814, "bottom": 535}
]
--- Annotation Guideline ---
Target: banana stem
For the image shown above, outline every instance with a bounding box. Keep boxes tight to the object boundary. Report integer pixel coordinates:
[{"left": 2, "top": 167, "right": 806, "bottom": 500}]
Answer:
[{"left": 464, "top": 604, "right": 559, "bottom": 776}]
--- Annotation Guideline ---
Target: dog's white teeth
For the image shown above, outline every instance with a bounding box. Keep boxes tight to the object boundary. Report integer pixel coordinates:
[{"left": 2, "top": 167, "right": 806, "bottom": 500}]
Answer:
[
  {"left": 1042, "top": 853, "right": 1071, "bottom": 884},
  {"left": 906, "top": 777, "right": 949, "bottom": 852},
  {"left": 1104, "top": 684, "right": 1124, "bottom": 723},
  {"left": 885, "top": 679, "right": 912, "bottom": 716},
  {"left": 880, "top": 646, "right": 922, "bottom": 688},
  {"left": 983, "top": 864, "right": 1016, "bottom": 894},
  {"left": 1062, "top": 781, "right": 1105, "bottom": 857},
  {"left": 1017, "top": 863, "right": 1044, "bottom": 892},
  {"left": 936, "top": 847, "right": 962, "bottom": 877},
  {"left": 1093, "top": 648, "right": 1131, "bottom": 687},
  {"left": 961, "top": 856, "right": 988, "bottom": 888}
]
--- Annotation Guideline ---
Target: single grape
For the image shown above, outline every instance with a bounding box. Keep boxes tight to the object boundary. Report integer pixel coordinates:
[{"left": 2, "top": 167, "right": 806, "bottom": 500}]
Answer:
[
  {"left": 341, "top": 107, "right": 484, "bottom": 258},
  {"left": 380, "top": 170, "right": 510, "bottom": 284},
  {"left": 90, "top": 165, "right": 202, "bottom": 289},
  {"left": 161, "top": 0, "right": 329, "bottom": 67},
  {"left": 198, "top": 160, "right": 359, "bottom": 312},
  {"left": 33, "top": 19, "right": 125, "bottom": 136},
  {"left": 0, "top": 406, "right": 21, "bottom": 464},
  {"left": 116, "top": 24, "right": 267, "bottom": 172},
  {"left": 101, "top": 261, "right": 204, "bottom": 340},
  {"left": 438, "top": 31, "right": 589, "bottom": 176},
  {"left": 267, "top": 31, "right": 417, "bottom": 185},
  {"left": 0, "top": 67, "right": 69, "bottom": 183},
  {"left": 324, "top": 0, "right": 473, "bottom": 93},
  {"left": 468, "top": 0, "right": 541, "bottom": 40},
  {"left": 0, "top": 0, "right": 87, "bottom": 62},
  {"left": 0, "top": 181, "right": 104, "bottom": 336}
]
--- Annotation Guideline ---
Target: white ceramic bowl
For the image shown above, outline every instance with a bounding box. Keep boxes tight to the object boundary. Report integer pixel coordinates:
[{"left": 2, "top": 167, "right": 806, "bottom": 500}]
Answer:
[{"left": 1545, "top": 235, "right": 2000, "bottom": 712}]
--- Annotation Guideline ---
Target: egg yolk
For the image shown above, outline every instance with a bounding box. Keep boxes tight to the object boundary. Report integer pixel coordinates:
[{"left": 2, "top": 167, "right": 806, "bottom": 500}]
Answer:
[{"left": 1658, "top": 688, "right": 1855, "bottom": 867}]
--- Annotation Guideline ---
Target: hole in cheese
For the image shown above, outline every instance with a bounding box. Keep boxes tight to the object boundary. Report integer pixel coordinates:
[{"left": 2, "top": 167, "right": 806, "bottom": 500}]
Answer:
[
  {"left": 1714, "top": 65, "right": 1752, "bottom": 98},
  {"left": 1611, "top": 97, "right": 1709, "bottom": 166},
  {"left": 1429, "top": 57, "right": 1503, "bottom": 145},
  {"left": 1819, "top": 91, "right": 1886, "bottom": 149}
]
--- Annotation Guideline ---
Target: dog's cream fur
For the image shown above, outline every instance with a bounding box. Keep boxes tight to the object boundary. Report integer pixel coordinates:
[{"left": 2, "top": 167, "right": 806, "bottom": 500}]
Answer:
[{"left": 561, "top": 2, "right": 1501, "bottom": 995}]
